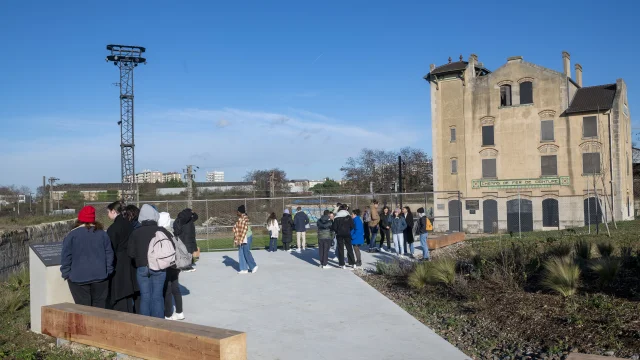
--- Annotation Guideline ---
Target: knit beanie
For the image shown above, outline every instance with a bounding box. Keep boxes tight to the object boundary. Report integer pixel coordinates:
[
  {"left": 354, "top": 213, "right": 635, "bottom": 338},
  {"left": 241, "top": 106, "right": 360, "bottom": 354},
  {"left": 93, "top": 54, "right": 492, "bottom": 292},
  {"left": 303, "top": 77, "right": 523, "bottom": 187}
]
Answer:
[
  {"left": 238, "top": 205, "right": 246, "bottom": 214},
  {"left": 78, "top": 206, "right": 96, "bottom": 223},
  {"left": 284, "top": 209, "right": 290, "bottom": 214}
]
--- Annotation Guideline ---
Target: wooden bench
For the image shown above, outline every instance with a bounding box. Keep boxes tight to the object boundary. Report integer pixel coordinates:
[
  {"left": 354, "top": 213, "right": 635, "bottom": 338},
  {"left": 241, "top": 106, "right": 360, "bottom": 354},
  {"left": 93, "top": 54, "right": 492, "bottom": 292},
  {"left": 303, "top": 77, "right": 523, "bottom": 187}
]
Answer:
[
  {"left": 567, "top": 354, "right": 626, "bottom": 360},
  {"left": 42, "top": 303, "right": 246, "bottom": 360},
  {"left": 427, "top": 232, "right": 465, "bottom": 250}
]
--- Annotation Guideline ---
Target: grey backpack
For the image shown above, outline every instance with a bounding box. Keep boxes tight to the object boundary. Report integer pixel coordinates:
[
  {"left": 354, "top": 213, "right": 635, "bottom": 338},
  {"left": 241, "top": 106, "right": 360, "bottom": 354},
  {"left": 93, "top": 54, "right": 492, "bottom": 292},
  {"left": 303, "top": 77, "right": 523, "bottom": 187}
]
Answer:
[{"left": 173, "top": 236, "right": 193, "bottom": 269}]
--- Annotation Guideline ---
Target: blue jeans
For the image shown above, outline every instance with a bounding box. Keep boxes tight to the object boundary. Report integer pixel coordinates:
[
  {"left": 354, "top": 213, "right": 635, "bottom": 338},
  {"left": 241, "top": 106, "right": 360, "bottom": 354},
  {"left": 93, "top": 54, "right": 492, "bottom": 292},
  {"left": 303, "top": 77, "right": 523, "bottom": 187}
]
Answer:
[
  {"left": 420, "top": 233, "right": 430, "bottom": 259},
  {"left": 369, "top": 226, "right": 378, "bottom": 248},
  {"left": 136, "top": 266, "right": 166, "bottom": 318},
  {"left": 239, "top": 235, "right": 257, "bottom": 271},
  {"left": 392, "top": 233, "right": 404, "bottom": 255},
  {"left": 409, "top": 242, "right": 415, "bottom": 255},
  {"left": 269, "top": 237, "right": 278, "bottom": 252}
]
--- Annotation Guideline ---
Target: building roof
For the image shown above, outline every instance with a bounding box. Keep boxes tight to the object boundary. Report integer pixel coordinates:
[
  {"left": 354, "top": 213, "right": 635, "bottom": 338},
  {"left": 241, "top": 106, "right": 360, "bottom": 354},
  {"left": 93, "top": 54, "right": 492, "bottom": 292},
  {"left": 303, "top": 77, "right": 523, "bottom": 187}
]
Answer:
[
  {"left": 423, "top": 60, "right": 491, "bottom": 81},
  {"left": 565, "top": 84, "right": 617, "bottom": 114},
  {"left": 55, "top": 183, "right": 126, "bottom": 191}
]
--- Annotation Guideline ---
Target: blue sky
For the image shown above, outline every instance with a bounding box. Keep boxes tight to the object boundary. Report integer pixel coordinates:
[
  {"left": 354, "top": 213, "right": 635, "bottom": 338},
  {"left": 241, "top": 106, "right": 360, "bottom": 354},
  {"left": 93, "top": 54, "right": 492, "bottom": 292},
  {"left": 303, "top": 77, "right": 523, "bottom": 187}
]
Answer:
[{"left": 1, "top": 0, "right": 639, "bottom": 191}]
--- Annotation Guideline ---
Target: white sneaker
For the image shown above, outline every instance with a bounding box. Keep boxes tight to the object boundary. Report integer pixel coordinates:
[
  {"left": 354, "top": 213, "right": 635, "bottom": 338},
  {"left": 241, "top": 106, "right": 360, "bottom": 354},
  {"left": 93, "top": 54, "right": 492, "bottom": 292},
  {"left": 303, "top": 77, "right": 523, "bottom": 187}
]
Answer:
[
  {"left": 323, "top": 265, "right": 331, "bottom": 269},
  {"left": 342, "top": 266, "right": 354, "bottom": 270},
  {"left": 332, "top": 257, "right": 338, "bottom": 261},
  {"left": 251, "top": 266, "right": 259, "bottom": 274},
  {"left": 171, "top": 312, "right": 185, "bottom": 320},
  {"left": 238, "top": 270, "right": 249, "bottom": 275},
  {"left": 165, "top": 316, "right": 173, "bottom": 320},
  {"left": 296, "top": 249, "right": 302, "bottom": 254}
]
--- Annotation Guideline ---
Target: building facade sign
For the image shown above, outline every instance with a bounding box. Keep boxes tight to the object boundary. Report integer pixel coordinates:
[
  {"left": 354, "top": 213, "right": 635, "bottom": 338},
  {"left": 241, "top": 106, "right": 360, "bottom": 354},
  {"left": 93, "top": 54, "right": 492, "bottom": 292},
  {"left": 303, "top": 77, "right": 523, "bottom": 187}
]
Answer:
[{"left": 472, "top": 177, "right": 570, "bottom": 189}]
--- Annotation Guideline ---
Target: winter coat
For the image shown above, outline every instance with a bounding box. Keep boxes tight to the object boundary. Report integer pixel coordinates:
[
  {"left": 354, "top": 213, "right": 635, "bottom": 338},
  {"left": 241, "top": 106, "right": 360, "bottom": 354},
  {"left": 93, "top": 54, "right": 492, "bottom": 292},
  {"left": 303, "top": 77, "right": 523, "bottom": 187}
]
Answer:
[
  {"left": 316, "top": 215, "right": 334, "bottom": 241},
  {"left": 293, "top": 211, "right": 310, "bottom": 232},
  {"left": 417, "top": 214, "right": 428, "bottom": 235},
  {"left": 174, "top": 208, "right": 199, "bottom": 253},
  {"left": 107, "top": 214, "right": 136, "bottom": 300},
  {"left": 60, "top": 226, "right": 114, "bottom": 284},
  {"left": 403, "top": 212, "right": 415, "bottom": 243},
  {"left": 380, "top": 212, "right": 392, "bottom": 230},
  {"left": 280, "top": 213, "right": 294, "bottom": 243},
  {"left": 350, "top": 216, "right": 365, "bottom": 245},
  {"left": 267, "top": 219, "right": 280, "bottom": 238},
  {"left": 391, "top": 216, "right": 407, "bottom": 235},
  {"left": 369, "top": 206, "right": 380, "bottom": 227},
  {"left": 331, "top": 210, "right": 354, "bottom": 238}
]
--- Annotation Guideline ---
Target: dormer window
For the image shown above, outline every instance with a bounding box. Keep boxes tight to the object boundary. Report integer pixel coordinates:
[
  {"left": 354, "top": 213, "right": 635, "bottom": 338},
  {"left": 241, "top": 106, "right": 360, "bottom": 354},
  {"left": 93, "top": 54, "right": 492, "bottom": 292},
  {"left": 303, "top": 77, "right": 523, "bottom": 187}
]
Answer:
[{"left": 500, "top": 85, "right": 512, "bottom": 106}]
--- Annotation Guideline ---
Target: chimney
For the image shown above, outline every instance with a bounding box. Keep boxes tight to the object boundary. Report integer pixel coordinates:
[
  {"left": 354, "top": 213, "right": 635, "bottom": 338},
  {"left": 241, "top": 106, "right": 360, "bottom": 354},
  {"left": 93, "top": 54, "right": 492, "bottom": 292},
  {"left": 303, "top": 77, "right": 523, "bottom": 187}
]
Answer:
[
  {"left": 575, "top": 64, "right": 583, "bottom": 87},
  {"left": 562, "top": 51, "right": 571, "bottom": 78},
  {"left": 468, "top": 54, "right": 478, "bottom": 77},
  {"left": 430, "top": 64, "right": 435, "bottom": 71}
]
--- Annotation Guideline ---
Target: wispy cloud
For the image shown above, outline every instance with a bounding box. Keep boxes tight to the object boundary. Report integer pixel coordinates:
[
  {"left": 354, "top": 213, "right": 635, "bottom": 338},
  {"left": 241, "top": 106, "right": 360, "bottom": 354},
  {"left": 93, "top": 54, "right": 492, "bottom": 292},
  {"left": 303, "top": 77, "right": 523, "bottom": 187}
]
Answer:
[
  {"left": 311, "top": 53, "right": 324, "bottom": 65},
  {"left": 216, "top": 119, "right": 230, "bottom": 128}
]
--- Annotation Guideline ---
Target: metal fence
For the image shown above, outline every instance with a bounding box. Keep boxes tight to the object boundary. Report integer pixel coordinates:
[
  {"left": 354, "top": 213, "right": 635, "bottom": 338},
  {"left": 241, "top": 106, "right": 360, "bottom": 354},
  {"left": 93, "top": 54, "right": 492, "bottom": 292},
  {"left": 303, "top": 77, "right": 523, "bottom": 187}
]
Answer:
[{"left": 86, "top": 192, "right": 457, "bottom": 252}]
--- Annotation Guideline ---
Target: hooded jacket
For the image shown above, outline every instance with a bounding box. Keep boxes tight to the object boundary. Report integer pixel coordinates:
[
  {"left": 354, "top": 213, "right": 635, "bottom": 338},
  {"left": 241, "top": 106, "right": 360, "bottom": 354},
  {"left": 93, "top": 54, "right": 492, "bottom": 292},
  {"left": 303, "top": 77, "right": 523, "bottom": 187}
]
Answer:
[
  {"left": 391, "top": 215, "right": 407, "bottom": 234},
  {"left": 293, "top": 211, "right": 310, "bottom": 232},
  {"left": 369, "top": 205, "right": 380, "bottom": 227},
  {"left": 60, "top": 225, "right": 114, "bottom": 284},
  {"left": 350, "top": 216, "right": 365, "bottom": 245},
  {"left": 417, "top": 213, "right": 428, "bottom": 235},
  {"left": 331, "top": 210, "right": 354, "bottom": 238},
  {"left": 316, "top": 215, "right": 333, "bottom": 241},
  {"left": 107, "top": 214, "right": 135, "bottom": 300},
  {"left": 280, "top": 213, "right": 294, "bottom": 242},
  {"left": 128, "top": 204, "right": 164, "bottom": 268},
  {"left": 173, "top": 208, "right": 198, "bottom": 253}
]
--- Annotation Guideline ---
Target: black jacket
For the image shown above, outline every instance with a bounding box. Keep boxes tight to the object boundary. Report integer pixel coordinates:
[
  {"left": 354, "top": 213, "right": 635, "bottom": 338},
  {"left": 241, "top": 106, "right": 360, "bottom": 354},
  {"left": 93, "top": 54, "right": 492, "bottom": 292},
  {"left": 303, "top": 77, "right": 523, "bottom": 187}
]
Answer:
[
  {"left": 380, "top": 212, "right": 392, "bottom": 229},
  {"left": 174, "top": 208, "right": 198, "bottom": 253},
  {"left": 280, "top": 213, "right": 294, "bottom": 242},
  {"left": 403, "top": 212, "right": 414, "bottom": 243},
  {"left": 316, "top": 215, "right": 334, "bottom": 240},
  {"left": 417, "top": 216, "right": 428, "bottom": 235},
  {"left": 107, "top": 215, "right": 136, "bottom": 300},
  {"left": 331, "top": 211, "right": 354, "bottom": 238},
  {"left": 128, "top": 220, "right": 172, "bottom": 268}
]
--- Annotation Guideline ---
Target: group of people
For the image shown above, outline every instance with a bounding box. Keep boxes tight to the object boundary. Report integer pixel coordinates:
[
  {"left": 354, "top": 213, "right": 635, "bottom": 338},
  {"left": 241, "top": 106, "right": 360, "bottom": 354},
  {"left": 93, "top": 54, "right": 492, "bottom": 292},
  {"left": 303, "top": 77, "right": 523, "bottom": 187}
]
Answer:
[
  {"left": 262, "top": 200, "right": 433, "bottom": 270},
  {"left": 60, "top": 202, "right": 200, "bottom": 320}
]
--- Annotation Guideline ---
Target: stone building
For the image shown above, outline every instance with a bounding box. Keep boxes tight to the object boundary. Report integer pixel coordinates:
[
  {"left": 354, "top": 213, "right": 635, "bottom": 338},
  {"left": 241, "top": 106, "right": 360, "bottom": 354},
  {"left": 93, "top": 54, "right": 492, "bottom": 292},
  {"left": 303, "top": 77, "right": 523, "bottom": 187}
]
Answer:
[{"left": 424, "top": 52, "right": 633, "bottom": 233}]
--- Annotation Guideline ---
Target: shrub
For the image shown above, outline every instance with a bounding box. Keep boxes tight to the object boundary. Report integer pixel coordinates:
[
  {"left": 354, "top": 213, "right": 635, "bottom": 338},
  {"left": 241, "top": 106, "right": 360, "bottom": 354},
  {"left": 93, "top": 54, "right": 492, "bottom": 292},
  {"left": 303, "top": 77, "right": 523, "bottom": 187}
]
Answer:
[
  {"left": 428, "top": 257, "right": 457, "bottom": 286},
  {"left": 574, "top": 238, "right": 592, "bottom": 261},
  {"left": 547, "top": 241, "right": 573, "bottom": 258},
  {"left": 541, "top": 256, "right": 581, "bottom": 297},
  {"left": 590, "top": 257, "right": 620, "bottom": 288},
  {"left": 375, "top": 259, "right": 414, "bottom": 277},
  {"left": 596, "top": 240, "right": 614, "bottom": 257},
  {"left": 408, "top": 262, "right": 431, "bottom": 290}
]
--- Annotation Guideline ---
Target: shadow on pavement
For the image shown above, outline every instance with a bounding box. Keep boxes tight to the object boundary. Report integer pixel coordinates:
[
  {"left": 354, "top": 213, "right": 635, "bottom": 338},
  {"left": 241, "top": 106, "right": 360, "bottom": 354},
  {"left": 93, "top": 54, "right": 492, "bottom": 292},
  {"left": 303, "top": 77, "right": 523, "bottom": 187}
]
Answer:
[
  {"left": 222, "top": 255, "right": 240, "bottom": 271},
  {"left": 179, "top": 284, "right": 191, "bottom": 296},
  {"left": 290, "top": 249, "right": 320, "bottom": 267}
]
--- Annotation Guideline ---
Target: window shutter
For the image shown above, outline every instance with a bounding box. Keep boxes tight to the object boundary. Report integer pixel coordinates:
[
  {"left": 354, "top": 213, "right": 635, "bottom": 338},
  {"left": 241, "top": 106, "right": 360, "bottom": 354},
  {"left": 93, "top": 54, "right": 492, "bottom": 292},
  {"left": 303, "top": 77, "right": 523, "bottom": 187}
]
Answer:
[
  {"left": 541, "top": 155, "right": 557, "bottom": 176},
  {"left": 482, "top": 159, "right": 496, "bottom": 178},
  {"left": 583, "top": 116, "right": 598, "bottom": 137},
  {"left": 450, "top": 128, "right": 456, "bottom": 142},
  {"left": 582, "top": 153, "right": 601, "bottom": 174},
  {"left": 482, "top": 126, "right": 494, "bottom": 146},
  {"left": 541, "top": 120, "right": 554, "bottom": 141},
  {"left": 520, "top": 81, "right": 533, "bottom": 104}
]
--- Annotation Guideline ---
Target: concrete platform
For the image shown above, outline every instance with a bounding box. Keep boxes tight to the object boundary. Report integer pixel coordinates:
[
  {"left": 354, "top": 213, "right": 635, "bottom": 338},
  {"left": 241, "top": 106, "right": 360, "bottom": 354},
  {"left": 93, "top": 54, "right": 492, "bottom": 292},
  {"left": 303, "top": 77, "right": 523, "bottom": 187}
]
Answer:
[{"left": 179, "top": 248, "right": 469, "bottom": 360}]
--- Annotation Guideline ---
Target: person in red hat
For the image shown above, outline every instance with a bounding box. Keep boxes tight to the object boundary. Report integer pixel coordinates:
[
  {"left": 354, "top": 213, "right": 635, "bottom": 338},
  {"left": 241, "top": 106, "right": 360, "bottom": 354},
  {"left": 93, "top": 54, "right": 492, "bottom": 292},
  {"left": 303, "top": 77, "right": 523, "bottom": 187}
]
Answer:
[{"left": 60, "top": 205, "right": 114, "bottom": 308}]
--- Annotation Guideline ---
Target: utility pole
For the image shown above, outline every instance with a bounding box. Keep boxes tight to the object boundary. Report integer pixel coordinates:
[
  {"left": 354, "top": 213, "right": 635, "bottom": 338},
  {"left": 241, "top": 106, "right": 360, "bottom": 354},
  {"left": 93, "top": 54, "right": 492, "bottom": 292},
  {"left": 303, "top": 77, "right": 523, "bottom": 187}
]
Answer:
[
  {"left": 269, "top": 171, "right": 275, "bottom": 198},
  {"left": 398, "top": 156, "right": 403, "bottom": 207},
  {"left": 48, "top": 177, "right": 59, "bottom": 215},
  {"left": 184, "top": 165, "right": 198, "bottom": 208},
  {"left": 42, "top": 176, "right": 46, "bottom": 215}
]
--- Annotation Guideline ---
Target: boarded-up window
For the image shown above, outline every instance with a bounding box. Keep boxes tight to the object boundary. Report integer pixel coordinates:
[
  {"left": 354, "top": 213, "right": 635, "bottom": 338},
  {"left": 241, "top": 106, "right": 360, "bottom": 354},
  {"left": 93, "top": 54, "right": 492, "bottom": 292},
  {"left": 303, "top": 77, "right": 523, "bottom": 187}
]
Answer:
[
  {"left": 541, "top": 155, "right": 557, "bottom": 176},
  {"left": 482, "top": 159, "right": 497, "bottom": 178},
  {"left": 451, "top": 159, "right": 458, "bottom": 174},
  {"left": 583, "top": 153, "right": 601, "bottom": 174},
  {"left": 500, "top": 85, "right": 512, "bottom": 106},
  {"left": 541, "top": 120, "right": 554, "bottom": 141},
  {"left": 583, "top": 116, "right": 598, "bottom": 137},
  {"left": 450, "top": 128, "right": 456, "bottom": 142},
  {"left": 520, "top": 81, "right": 533, "bottom": 104},
  {"left": 482, "top": 126, "right": 494, "bottom": 146}
]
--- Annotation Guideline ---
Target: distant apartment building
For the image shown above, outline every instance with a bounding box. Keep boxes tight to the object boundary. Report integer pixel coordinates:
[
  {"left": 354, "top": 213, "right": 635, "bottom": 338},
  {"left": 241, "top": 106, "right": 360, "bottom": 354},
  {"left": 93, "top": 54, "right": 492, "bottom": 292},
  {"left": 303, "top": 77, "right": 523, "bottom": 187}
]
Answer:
[
  {"left": 288, "top": 179, "right": 310, "bottom": 193},
  {"left": 123, "top": 170, "right": 183, "bottom": 183},
  {"left": 206, "top": 171, "right": 225, "bottom": 182}
]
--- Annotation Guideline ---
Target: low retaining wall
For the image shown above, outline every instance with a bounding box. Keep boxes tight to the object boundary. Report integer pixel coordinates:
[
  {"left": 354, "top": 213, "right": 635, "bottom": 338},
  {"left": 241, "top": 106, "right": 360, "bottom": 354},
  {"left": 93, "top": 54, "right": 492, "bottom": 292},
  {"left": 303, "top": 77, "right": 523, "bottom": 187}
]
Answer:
[
  {"left": 427, "top": 232, "right": 465, "bottom": 250},
  {"left": 0, "top": 220, "right": 75, "bottom": 281}
]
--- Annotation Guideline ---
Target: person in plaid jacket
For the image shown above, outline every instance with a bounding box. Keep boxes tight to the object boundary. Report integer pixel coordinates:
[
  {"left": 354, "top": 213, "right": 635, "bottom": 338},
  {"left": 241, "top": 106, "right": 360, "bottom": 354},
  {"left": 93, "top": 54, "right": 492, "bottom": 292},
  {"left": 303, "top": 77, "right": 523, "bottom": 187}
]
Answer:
[{"left": 233, "top": 205, "right": 258, "bottom": 274}]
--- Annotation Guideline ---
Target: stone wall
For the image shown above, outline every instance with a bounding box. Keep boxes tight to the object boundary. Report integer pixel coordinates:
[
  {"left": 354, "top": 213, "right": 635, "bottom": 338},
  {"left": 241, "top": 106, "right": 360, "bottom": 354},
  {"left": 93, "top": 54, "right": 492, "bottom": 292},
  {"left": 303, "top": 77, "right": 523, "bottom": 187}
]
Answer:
[{"left": 0, "top": 220, "right": 75, "bottom": 281}]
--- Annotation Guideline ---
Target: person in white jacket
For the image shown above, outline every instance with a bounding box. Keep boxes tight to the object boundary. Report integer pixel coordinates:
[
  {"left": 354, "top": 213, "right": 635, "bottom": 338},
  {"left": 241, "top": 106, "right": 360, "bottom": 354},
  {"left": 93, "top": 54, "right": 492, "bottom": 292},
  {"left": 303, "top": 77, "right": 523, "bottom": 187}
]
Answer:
[{"left": 267, "top": 212, "right": 280, "bottom": 252}]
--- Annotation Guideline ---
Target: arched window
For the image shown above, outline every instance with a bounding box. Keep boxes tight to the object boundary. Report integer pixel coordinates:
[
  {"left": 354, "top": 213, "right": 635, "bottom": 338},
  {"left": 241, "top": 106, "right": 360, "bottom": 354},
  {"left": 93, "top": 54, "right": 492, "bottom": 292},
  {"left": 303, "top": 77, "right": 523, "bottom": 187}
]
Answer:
[
  {"left": 500, "top": 85, "right": 512, "bottom": 106},
  {"left": 520, "top": 81, "right": 533, "bottom": 104}
]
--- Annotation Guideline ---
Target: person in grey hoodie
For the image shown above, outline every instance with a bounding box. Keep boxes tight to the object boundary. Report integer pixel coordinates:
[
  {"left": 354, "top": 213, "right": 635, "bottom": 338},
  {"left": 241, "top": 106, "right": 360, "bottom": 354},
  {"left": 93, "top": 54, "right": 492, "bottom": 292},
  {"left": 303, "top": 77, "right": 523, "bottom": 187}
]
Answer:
[
  {"left": 316, "top": 210, "right": 334, "bottom": 268},
  {"left": 128, "top": 204, "right": 170, "bottom": 318}
]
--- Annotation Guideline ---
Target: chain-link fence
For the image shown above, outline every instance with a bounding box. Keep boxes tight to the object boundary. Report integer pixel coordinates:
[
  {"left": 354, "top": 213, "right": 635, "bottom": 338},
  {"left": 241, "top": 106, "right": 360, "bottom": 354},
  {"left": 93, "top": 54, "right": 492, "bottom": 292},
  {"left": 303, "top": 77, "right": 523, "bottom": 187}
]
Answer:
[{"left": 86, "top": 192, "right": 455, "bottom": 252}]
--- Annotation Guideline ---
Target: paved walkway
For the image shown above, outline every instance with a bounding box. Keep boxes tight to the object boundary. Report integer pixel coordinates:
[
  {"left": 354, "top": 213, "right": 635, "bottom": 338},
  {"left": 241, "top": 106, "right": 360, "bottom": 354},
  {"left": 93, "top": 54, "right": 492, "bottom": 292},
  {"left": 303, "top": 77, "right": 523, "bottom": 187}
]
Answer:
[{"left": 179, "top": 248, "right": 469, "bottom": 360}]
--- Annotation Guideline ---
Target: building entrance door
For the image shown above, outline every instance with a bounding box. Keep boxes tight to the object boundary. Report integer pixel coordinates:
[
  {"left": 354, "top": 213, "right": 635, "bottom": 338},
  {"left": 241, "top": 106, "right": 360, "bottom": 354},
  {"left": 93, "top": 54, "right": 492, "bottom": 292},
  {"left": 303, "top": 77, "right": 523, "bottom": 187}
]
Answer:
[
  {"left": 448, "top": 200, "right": 461, "bottom": 232},
  {"left": 507, "top": 199, "right": 533, "bottom": 233},
  {"left": 483, "top": 199, "right": 498, "bottom": 233}
]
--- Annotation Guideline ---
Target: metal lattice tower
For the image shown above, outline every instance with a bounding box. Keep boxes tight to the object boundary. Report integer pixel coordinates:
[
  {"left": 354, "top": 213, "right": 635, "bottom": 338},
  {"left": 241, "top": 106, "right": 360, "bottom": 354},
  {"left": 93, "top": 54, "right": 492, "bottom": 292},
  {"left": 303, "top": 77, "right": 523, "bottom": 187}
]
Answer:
[{"left": 106, "top": 44, "right": 147, "bottom": 201}]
